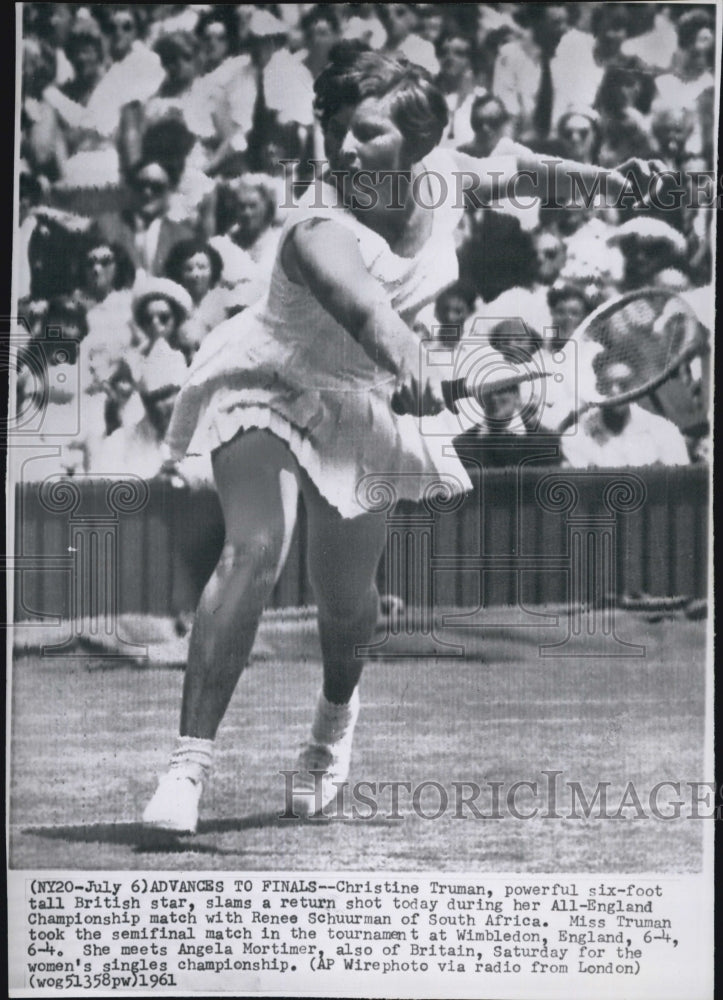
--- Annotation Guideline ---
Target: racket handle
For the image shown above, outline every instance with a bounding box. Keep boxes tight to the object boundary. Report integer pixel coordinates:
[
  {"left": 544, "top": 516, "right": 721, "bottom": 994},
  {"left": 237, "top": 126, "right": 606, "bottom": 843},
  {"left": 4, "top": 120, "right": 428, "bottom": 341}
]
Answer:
[
  {"left": 392, "top": 372, "right": 549, "bottom": 415},
  {"left": 391, "top": 379, "right": 465, "bottom": 416}
]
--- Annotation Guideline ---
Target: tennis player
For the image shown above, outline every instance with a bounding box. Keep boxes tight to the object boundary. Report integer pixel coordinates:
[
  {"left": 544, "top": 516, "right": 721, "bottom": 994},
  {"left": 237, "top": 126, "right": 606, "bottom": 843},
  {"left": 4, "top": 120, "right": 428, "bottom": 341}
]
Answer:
[{"left": 143, "top": 44, "right": 655, "bottom": 833}]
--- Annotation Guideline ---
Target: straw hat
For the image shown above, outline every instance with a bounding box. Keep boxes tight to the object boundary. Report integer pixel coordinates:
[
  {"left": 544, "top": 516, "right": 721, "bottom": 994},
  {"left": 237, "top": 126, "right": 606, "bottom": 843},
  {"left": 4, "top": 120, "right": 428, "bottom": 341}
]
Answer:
[
  {"left": 132, "top": 277, "right": 193, "bottom": 326},
  {"left": 607, "top": 218, "right": 687, "bottom": 256}
]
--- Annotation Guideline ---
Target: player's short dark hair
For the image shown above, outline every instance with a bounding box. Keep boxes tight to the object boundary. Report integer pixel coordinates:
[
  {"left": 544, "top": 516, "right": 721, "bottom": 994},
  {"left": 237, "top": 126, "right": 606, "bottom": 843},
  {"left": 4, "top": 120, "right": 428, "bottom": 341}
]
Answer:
[{"left": 314, "top": 42, "right": 448, "bottom": 162}]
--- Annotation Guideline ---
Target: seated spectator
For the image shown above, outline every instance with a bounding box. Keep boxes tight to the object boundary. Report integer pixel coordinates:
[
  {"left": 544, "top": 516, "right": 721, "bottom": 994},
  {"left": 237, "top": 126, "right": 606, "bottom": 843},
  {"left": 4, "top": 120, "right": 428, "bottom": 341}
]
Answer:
[
  {"left": 89, "top": 370, "right": 182, "bottom": 480},
  {"left": 138, "top": 117, "right": 217, "bottom": 233},
  {"left": 561, "top": 353, "right": 690, "bottom": 468},
  {"left": 60, "top": 22, "right": 106, "bottom": 109},
  {"left": 96, "top": 159, "right": 196, "bottom": 277},
  {"left": 555, "top": 107, "right": 600, "bottom": 164},
  {"left": 196, "top": 7, "right": 240, "bottom": 77},
  {"left": 211, "top": 174, "right": 281, "bottom": 279},
  {"left": 144, "top": 31, "right": 219, "bottom": 149},
  {"left": 430, "top": 281, "right": 478, "bottom": 343},
  {"left": 492, "top": 3, "right": 594, "bottom": 148},
  {"left": 417, "top": 5, "right": 446, "bottom": 46},
  {"left": 70, "top": 238, "right": 137, "bottom": 396},
  {"left": 26, "top": 206, "right": 93, "bottom": 299},
  {"left": 130, "top": 277, "right": 194, "bottom": 378},
  {"left": 546, "top": 282, "right": 593, "bottom": 349},
  {"left": 48, "top": 6, "right": 165, "bottom": 189},
  {"left": 76, "top": 237, "right": 136, "bottom": 312},
  {"left": 90, "top": 4, "right": 165, "bottom": 128},
  {"left": 533, "top": 282, "right": 599, "bottom": 431},
  {"left": 435, "top": 31, "right": 480, "bottom": 148},
  {"left": 607, "top": 218, "right": 687, "bottom": 291},
  {"left": 488, "top": 317, "right": 543, "bottom": 365},
  {"left": 456, "top": 93, "right": 511, "bottom": 158},
  {"left": 474, "top": 7, "right": 525, "bottom": 91},
  {"left": 27, "top": 3, "right": 76, "bottom": 87},
  {"left": 655, "top": 9, "right": 715, "bottom": 112},
  {"left": 297, "top": 5, "right": 342, "bottom": 80},
  {"left": 165, "top": 238, "right": 258, "bottom": 357},
  {"left": 589, "top": 3, "right": 631, "bottom": 72},
  {"left": 452, "top": 338, "right": 557, "bottom": 470},
  {"left": 16, "top": 297, "right": 96, "bottom": 479},
  {"left": 378, "top": 3, "right": 439, "bottom": 75},
  {"left": 16, "top": 168, "right": 46, "bottom": 300},
  {"left": 215, "top": 10, "right": 315, "bottom": 173},
  {"left": 595, "top": 57, "right": 656, "bottom": 167},
  {"left": 540, "top": 201, "right": 624, "bottom": 297},
  {"left": 102, "top": 358, "right": 144, "bottom": 438},
  {"left": 21, "top": 37, "right": 67, "bottom": 183}
]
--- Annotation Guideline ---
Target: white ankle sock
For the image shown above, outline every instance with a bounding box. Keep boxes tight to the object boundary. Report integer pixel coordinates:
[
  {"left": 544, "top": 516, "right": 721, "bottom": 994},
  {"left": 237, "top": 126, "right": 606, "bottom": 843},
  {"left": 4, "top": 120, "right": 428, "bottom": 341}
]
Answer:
[
  {"left": 167, "top": 736, "right": 214, "bottom": 783},
  {"left": 311, "top": 689, "right": 360, "bottom": 746}
]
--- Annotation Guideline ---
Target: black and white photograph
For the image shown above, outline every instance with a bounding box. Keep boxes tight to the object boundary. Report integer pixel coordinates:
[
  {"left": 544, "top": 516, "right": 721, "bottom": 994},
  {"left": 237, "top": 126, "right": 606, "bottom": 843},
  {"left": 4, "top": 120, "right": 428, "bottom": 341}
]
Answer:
[{"left": 6, "top": 2, "right": 717, "bottom": 997}]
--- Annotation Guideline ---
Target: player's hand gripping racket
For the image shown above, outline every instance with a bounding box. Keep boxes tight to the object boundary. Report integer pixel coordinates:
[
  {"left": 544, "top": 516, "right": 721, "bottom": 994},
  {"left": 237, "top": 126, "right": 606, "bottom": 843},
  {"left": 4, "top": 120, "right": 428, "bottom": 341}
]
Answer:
[
  {"left": 391, "top": 366, "right": 550, "bottom": 416},
  {"left": 553, "top": 287, "right": 709, "bottom": 433}
]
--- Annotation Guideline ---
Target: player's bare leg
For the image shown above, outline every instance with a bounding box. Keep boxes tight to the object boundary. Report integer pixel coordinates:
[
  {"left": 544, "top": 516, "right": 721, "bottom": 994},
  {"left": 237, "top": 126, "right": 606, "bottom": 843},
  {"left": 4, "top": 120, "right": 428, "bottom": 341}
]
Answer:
[
  {"left": 143, "top": 431, "right": 299, "bottom": 832},
  {"left": 289, "top": 483, "right": 386, "bottom": 817}
]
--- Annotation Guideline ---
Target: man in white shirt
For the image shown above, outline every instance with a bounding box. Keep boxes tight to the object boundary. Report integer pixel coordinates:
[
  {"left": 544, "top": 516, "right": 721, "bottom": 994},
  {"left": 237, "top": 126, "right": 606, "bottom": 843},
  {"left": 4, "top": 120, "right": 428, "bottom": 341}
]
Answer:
[
  {"left": 493, "top": 4, "right": 597, "bottom": 145},
  {"left": 561, "top": 356, "right": 690, "bottom": 468},
  {"left": 82, "top": 6, "right": 165, "bottom": 138},
  {"left": 220, "top": 10, "right": 315, "bottom": 162}
]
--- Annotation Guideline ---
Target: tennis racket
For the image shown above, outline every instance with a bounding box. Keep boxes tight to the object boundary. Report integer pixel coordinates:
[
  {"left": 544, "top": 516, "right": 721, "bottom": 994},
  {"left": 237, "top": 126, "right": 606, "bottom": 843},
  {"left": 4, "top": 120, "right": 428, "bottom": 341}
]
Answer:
[{"left": 554, "top": 287, "right": 710, "bottom": 433}]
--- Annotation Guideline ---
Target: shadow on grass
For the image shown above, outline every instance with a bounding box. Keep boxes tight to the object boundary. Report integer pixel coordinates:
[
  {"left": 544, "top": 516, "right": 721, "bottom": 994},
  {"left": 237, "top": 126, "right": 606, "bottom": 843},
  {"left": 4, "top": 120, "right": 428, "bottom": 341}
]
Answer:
[{"left": 22, "top": 810, "right": 402, "bottom": 855}]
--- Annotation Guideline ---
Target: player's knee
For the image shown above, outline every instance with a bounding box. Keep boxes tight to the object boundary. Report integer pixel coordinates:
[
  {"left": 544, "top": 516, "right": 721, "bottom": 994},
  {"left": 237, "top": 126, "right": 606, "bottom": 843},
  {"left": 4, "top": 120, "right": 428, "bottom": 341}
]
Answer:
[{"left": 216, "top": 535, "right": 280, "bottom": 589}]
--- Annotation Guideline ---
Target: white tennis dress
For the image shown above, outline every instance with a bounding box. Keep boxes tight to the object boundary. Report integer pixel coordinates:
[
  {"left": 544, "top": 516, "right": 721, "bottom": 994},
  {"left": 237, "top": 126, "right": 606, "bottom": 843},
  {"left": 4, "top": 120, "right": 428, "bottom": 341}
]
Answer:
[{"left": 167, "top": 149, "right": 484, "bottom": 518}]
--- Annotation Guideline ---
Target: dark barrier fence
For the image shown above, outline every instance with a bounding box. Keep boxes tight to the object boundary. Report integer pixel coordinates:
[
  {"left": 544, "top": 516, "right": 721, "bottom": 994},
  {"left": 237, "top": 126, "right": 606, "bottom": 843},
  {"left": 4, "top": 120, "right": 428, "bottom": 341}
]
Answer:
[{"left": 13, "top": 465, "right": 708, "bottom": 623}]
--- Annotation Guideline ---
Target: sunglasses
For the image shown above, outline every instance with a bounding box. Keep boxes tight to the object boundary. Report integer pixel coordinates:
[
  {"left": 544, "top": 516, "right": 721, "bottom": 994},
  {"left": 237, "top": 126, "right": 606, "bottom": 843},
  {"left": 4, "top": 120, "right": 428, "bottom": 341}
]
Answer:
[
  {"left": 87, "top": 252, "right": 115, "bottom": 265},
  {"left": 144, "top": 309, "right": 173, "bottom": 323}
]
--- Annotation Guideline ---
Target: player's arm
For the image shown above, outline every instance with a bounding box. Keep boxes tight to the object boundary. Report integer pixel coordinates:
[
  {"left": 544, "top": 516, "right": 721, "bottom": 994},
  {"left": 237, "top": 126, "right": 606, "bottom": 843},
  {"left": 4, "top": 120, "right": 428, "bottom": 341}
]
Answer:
[
  {"left": 451, "top": 148, "right": 661, "bottom": 208},
  {"left": 283, "top": 218, "right": 445, "bottom": 415}
]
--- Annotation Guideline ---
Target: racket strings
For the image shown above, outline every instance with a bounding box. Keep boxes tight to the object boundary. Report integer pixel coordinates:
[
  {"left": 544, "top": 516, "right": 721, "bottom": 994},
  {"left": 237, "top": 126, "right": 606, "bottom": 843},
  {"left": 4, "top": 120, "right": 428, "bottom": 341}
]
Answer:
[{"left": 572, "top": 291, "right": 703, "bottom": 401}]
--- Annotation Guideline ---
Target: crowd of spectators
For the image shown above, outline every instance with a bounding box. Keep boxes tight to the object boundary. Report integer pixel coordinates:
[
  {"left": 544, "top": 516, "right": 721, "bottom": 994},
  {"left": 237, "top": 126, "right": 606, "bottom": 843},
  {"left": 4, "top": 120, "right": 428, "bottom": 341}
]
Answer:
[{"left": 16, "top": 3, "right": 715, "bottom": 482}]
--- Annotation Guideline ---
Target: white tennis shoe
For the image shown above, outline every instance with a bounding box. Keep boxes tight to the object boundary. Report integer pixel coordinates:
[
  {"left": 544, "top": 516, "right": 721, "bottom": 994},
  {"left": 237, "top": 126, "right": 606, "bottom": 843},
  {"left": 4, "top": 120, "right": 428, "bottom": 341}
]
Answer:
[
  {"left": 142, "top": 771, "right": 204, "bottom": 833},
  {"left": 291, "top": 690, "right": 360, "bottom": 817}
]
